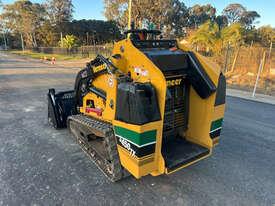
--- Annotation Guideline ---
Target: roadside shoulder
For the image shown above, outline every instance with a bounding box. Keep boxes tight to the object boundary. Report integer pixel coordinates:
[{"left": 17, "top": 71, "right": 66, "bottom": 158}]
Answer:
[{"left": 227, "top": 88, "right": 275, "bottom": 105}]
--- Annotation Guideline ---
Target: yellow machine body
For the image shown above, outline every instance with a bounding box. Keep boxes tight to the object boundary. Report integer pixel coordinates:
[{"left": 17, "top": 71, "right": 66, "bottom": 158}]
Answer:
[{"left": 78, "top": 37, "right": 226, "bottom": 179}]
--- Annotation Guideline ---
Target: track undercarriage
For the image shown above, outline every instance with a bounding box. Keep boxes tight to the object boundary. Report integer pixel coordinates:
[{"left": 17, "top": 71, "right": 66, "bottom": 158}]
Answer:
[{"left": 67, "top": 115, "right": 125, "bottom": 182}]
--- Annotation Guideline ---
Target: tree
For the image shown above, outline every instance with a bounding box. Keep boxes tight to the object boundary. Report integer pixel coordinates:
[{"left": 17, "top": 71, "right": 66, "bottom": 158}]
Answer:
[
  {"left": 0, "top": 1, "right": 4, "bottom": 31},
  {"left": 1, "top": 0, "right": 47, "bottom": 48},
  {"left": 62, "top": 19, "right": 121, "bottom": 44},
  {"left": 59, "top": 34, "right": 78, "bottom": 50},
  {"left": 222, "top": 3, "right": 260, "bottom": 28},
  {"left": 188, "top": 4, "right": 216, "bottom": 28},
  {"left": 240, "top": 11, "right": 260, "bottom": 29},
  {"left": 36, "top": 20, "right": 58, "bottom": 46},
  {"left": 142, "top": 0, "right": 174, "bottom": 30},
  {"left": 104, "top": 0, "right": 177, "bottom": 30},
  {"left": 104, "top": 0, "right": 126, "bottom": 29},
  {"left": 221, "top": 23, "right": 243, "bottom": 46},
  {"left": 215, "top": 15, "right": 228, "bottom": 30},
  {"left": 104, "top": 0, "right": 191, "bottom": 38},
  {"left": 165, "top": 0, "right": 189, "bottom": 37},
  {"left": 189, "top": 21, "right": 243, "bottom": 54},
  {"left": 189, "top": 21, "right": 220, "bottom": 53},
  {"left": 46, "top": 0, "right": 74, "bottom": 30},
  {"left": 257, "top": 26, "right": 275, "bottom": 47},
  {"left": 222, "top": 4, "right": 245, "bottom": 24}
]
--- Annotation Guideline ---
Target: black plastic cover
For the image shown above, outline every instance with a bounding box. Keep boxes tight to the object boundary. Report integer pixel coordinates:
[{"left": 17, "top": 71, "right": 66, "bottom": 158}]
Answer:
[
  {"left": 48, "top": 89, "right": 76, "bottom": 129},
  {"left": 186, "top": 52, "right": 217, "bottom": 99},
  {"left": 215, "top": 73, "right": 226, "bottom": 106},
  {"left": 144, "top": 50, "right": 189, "bottom": 72},
  {"left": 116, "top": 82, "right": 161, "bottom": 125}
]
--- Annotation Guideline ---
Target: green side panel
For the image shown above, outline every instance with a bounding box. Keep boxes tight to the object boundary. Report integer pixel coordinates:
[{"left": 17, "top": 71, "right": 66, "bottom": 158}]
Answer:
[
  {"left": 114, "top": 126, "right": 156, "bottom": 146},
  {"left": 211, "top": 118, "right": 223, "bottom": 131}
]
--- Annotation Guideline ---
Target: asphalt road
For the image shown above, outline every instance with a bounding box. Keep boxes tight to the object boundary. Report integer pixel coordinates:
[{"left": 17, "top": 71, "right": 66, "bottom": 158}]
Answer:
[{"left": 0, "top": 52, "right": 275, "bottom": 206}]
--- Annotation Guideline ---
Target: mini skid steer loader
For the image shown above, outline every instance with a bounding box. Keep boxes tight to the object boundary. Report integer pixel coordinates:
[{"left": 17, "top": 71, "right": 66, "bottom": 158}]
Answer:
[{"left": 48, "top": 29, "right": 226, "bottom": 182}]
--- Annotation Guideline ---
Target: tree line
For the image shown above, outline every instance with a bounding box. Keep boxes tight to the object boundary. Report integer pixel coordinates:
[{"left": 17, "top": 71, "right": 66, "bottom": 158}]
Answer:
[
  {"left": 0, "top": 0, "right": 121, "bottom": 48},
  {"left": 105, "top": 1, "right": 259, "bottom": 32},
  {"left": 105, "top": 1, "right": 274, "bottom": 48},
  {"left": 0, "top": 0, "right": 274, "bottom": 51}
]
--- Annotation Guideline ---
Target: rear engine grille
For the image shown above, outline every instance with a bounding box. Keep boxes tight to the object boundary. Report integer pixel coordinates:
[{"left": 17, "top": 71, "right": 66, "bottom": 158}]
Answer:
[{"left": 163, "top": 76, "right": 188, "bottom": 138}]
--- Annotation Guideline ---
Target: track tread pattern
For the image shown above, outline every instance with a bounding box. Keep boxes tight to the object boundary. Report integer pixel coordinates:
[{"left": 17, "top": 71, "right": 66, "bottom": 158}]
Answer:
[{"left": 67, "top": 114, "right": 124, "bottom": 182}]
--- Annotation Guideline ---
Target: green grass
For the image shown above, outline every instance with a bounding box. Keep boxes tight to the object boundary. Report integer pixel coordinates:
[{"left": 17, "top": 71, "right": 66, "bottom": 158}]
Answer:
[{"left": 9, "top": 50, "right": 88, "bottom": 61}]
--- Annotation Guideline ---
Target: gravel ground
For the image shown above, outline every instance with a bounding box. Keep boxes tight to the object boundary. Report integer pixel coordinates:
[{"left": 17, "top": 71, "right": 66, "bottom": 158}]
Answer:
[{"left": 0, "top": 52, "right": 275, "bottom": 206}]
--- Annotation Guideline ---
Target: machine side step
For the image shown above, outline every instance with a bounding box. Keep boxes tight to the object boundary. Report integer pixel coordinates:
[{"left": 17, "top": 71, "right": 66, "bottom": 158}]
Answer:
[{"left": 162, "top": 138, "right": 210, "bottom": 173}]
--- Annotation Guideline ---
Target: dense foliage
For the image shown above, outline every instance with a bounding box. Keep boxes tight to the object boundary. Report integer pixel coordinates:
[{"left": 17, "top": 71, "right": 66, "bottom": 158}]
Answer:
[{"left": 62, "top": 20, "right": 122, "bottom": 44}]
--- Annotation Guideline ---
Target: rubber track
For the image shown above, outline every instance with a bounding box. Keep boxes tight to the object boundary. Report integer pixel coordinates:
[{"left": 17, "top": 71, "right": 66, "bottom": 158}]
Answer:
[{"left": 67, "top": 114, "right": 123, "bottom": 182}]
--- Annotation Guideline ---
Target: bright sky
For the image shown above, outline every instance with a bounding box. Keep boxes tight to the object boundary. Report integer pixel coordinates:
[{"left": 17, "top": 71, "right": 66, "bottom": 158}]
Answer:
[{"left": 2, "top": 0, "right": 275, "bottom": 27}]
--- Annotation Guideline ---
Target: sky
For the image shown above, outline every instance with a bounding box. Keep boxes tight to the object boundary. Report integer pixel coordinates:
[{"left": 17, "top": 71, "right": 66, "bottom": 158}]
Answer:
[{"left": 2, "top": 0, "right": 275, "bottom": 27}]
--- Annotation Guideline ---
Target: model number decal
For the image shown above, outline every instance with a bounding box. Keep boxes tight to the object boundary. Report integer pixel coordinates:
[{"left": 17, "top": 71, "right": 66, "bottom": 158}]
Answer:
[{"left": 118, "top": 136, "right": 137, "bottom": 158}]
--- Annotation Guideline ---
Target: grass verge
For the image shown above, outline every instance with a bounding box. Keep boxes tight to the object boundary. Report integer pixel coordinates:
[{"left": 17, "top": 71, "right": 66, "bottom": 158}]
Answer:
[{"left": 9, "top": 50, "right": 87, "bottom": 61}]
